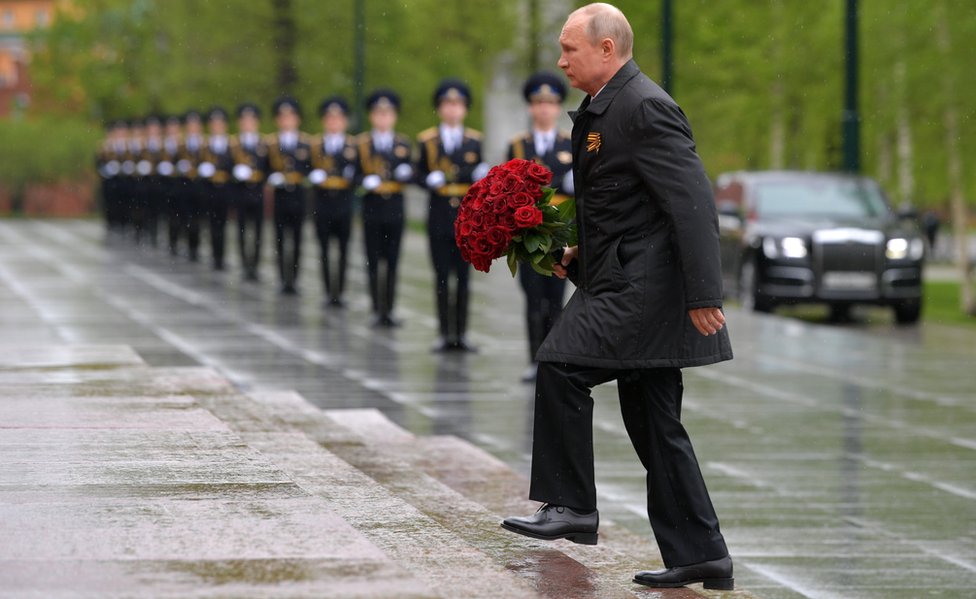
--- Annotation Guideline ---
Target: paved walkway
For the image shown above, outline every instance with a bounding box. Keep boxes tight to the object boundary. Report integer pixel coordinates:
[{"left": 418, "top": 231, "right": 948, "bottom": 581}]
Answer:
[{"left": 2, "top": 218, "right": 975, "bottom": 598}]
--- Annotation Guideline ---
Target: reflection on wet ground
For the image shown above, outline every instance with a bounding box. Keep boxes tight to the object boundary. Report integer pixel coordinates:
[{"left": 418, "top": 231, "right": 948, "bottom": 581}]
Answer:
[{"left": 1, "top": 219, "right": 973, "bottom": 598}]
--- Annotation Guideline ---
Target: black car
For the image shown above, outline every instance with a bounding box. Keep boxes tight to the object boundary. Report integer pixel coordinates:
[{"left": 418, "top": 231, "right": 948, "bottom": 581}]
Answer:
[{"left": 715, "top": 171, "right": 925, "bottom": 323}]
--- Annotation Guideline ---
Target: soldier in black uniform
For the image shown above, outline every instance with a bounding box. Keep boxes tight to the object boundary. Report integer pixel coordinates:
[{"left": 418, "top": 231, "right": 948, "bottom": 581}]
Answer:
[
  {"left": 265, "top": 97, "right": 312, "bottom": 295},
  {"left": 309, "top": 96, "right": 358, "bottom": 307},
  {"left": 124, "top": 118, "right": 147, "bottom": 242},
  {"left": 508, "top": 72, "right": 574, "bottom": 381},
  {"left": 96, "top": 119, "right": 127, "bottom": 235},
  {"left": 416, "top": 79, "right": 488, "bottom": 352},
  {"left": 139, "top": 115, "right": 165, "bottom": 247},
  {"left": 174, "top": 110, "right": 205, "bottom": 261},
  {"left": 160, "top": 115, "right": 183, "bottom": 256},
  {"left": 357, "top": 89, "right": 414, "bottom": 327},
  {"left": 230, "top": 103, "right": 267, "bottom": 282},
  {"left": 199, "top": 107, "right": 235, "bottom": 271}
]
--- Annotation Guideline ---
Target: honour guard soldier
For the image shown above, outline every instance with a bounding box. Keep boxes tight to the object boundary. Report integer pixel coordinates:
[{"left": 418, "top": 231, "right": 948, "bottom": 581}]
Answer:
[
  {"left": 417, "top": 79, "right": 489, "bottom": 352},
  {"left": 199, "top": 106, "right": 235, "bottom": 271},
  {"left": 509, "top": 72, "right": 574, "bottom": 381},
  {"left": 160, "top": 115, "right": 183, "bottom": 256},
  {"left": 174, "top": 110, "right": 205, "bottom": 261},
  {"left": 357, "top": 89, "right": 413, "bottom": 327},
  {"left": 266, "top": 97, "right": 312, "bottom": 295},
  {"left": 96, "top": 119, "right": 127, "bottom": 235},
  {"left": 230, "top": 103, "right": 268, "bottom": 281},
  {"left": 125, "top": 118, "right": 147, "bottom": 242},
  {"left": 139, "top": 115, "right": 165, "bottom": 247},
  {"left": 310, "top": 96, "right": 358, "bottom": 307}
]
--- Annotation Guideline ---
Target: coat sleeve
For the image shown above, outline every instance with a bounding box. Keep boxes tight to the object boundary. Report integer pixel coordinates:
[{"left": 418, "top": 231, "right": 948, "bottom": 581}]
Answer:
[{"left": 630, "top": 97, "right": 724, "bottom": 309}]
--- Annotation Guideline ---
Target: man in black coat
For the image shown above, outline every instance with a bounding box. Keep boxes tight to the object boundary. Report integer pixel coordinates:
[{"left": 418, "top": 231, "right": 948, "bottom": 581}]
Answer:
[{"left": 501, "top": 3, "right": 735, "bottom": 591}]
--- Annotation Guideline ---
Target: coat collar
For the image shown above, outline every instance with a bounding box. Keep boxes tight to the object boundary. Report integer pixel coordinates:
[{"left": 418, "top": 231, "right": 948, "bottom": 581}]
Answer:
[{"left": 569, "top": 59, "right": 640, "bottom": 122}]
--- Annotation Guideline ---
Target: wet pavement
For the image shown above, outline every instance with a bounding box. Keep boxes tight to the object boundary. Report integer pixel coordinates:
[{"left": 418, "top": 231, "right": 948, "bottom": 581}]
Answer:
[{"left": 1, "top": 218, "right": 975, "bottom": 598}]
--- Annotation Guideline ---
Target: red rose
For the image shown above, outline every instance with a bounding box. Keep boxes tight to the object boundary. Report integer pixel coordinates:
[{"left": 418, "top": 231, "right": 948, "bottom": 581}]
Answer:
[
  {"left": 498, "top": 212, "right": 517, "bottom": 232},
  {"left": 503, "top": 159, "right": 529, "bottom": 172},
  {"left": 486, "top": 226, "right": 513, "bottom": 253},
  {"left": 508, "top": 191, "right": 534, "bottom": 209},
  {"left": 525, "top": 162, "right": 553, "bottom": 186},
  {"left": 514, "top": 206, "right": 544, "bottom": 229}
]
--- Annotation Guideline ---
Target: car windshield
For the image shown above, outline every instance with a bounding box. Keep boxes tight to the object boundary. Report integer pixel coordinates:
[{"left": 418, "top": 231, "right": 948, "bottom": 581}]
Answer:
[{"left": 753, "top": 179, "right": 890, "bottom": 219}]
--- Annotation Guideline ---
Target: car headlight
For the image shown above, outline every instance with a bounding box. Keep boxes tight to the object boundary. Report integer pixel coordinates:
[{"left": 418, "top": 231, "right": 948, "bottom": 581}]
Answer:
[
  {"left": 763, "top": 236, "right": 808, "bottom": 259},
  {"left": 886, "top": 237, "right": 923, "bottom": 261}
]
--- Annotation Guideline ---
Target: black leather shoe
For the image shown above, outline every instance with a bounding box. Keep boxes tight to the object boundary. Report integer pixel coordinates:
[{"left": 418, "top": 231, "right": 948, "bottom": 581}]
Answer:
[
  {"left": 501, "top": 504, "right": 598, "bottom": 545},
  {"left": 431, "top": 337, "right": 451, "bottom": 353},
  {"left": 453, "top": 337, "right": 478, "bottom": 353},
  {"left": 634, "top": 556, "right": 733, "bottom": 590}
]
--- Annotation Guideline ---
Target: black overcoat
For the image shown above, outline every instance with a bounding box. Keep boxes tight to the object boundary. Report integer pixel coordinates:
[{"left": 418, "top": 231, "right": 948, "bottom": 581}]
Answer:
[{"left": 536, "top": 60, "right": 733, "bottom": 369}]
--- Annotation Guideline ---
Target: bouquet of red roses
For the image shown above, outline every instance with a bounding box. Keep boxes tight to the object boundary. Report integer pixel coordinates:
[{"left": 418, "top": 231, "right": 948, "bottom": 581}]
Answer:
[{"left": 454, "top": 158, "right": 576, "bottom": 276}]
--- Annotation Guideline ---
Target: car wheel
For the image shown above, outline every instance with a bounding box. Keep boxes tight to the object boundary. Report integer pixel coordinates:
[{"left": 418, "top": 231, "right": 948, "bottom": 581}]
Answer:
[
  {"left": 740, "top": 260, "right": 774, "bottom": 313},
  {"left": 829, "top": 303, "right": 852, "bottom": 322},
  {"left": 894, "top": 298, "right": 922, "bottom": 325}
]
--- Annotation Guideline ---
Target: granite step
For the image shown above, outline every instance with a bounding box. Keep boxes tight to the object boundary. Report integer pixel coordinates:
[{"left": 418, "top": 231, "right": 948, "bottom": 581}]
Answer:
[
  {"left": 238, "top": 390, "right": 732, "bottom": 598},
  {"left": 0, "top": 347, "right": 434, "bottom": 598}
]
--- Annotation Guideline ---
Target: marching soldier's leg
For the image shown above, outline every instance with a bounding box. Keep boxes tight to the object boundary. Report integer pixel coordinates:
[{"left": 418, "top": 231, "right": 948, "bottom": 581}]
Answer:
[
  {"left": 362, "top": 204, "right": 382, "bottom": 318},
  {"left": 334, "top": 203, "right": 352, "bottom": 303},
  {"left": 454, "top": 246, "right": 473, "bottom": 350},
  {"left": 273, "top": 191, "right": 288, "bottom": 290},
  {"left": 252, "top": 188, "right": 265, "bottom": 279},
  {"left": 430, "top": 233, "right": 451, "bottom": 344},
  {"left": 383, "top": 202, "right": 405, "bottom": 323},
  {"left": 290, "top": 194, "right": 305, "bottom": 290},
  {"left": 187, "top": 184, "right": 202, "bottom": 262},
  {"left": 313, "top": 200, "right": 331, "bottom": 299},
  {"left": 211, "top": 186, "right": 229, "bottom": 270}
]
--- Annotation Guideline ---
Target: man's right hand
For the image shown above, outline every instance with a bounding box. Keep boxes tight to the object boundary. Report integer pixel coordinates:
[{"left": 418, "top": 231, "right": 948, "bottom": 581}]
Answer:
[{"left": 553, "top": 246, "right": 578, "bottom": 279}]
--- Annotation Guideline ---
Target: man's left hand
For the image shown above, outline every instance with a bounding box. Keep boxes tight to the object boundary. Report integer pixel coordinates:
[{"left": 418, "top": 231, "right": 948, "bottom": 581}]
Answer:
[{"left": 689, "top": 307, "right": 725, "bottom": 336}]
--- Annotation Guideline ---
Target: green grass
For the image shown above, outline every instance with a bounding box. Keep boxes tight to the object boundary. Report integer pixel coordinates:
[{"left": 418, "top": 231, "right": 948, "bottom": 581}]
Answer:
[{"left": 922, "top": 280, "right": 976, "bottom": 327}]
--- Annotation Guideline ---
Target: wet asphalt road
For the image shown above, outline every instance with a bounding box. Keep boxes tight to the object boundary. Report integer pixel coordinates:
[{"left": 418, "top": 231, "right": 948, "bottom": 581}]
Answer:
[{"left": 1, "top": 218, "right": 974, "bottom": 599}]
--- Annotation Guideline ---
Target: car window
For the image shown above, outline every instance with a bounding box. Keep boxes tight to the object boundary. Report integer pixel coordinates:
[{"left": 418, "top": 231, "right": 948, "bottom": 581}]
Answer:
[{"left": 754, "top": 180, "right": 890, "bottom": 218}]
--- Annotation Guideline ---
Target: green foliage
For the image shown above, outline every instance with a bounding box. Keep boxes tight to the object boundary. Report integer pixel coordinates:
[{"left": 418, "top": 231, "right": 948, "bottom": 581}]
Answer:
[
  {"left": 19, "top": 0, "right": 976, "bottom": 213},
  {"left": 0, "top": 118, "right": 101, "bottom": 188}
]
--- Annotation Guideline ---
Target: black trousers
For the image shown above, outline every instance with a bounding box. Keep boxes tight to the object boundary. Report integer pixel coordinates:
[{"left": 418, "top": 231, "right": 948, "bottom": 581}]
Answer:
[
  {"left": 519, "top": 267, "right": 566, "bottom": 361},
  {"left": 429, "top": 233, "right": 470, "bottom": 341},
  {"left": 531, "top": 362, "right": 728, "bottom": 568},
  {"left": 143, "top": 178, "right": 162, "bottom": 247},
  {"left": 273, "top": 187, "right": 306, "bottom": 290},
  {"left": 205, "top": 183, "right": 230, "bottom": 270},
  {"left": 362, "top": 194, "right": 404, "bottom": 318},
  {"left": 312, "top": 190, "right": 353, "bottom": 301},
  {"left": 237, "top": 183, "right": 264, "bottom": 278},
  {"left": 168, "top": 179, "right": 202, "bottom": 260}
]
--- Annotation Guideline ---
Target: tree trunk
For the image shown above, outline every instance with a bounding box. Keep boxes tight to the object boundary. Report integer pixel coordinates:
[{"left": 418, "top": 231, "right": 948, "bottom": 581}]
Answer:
[
  {"left": 936, "top": 1, "right": 976, "bottom": 315},
  {"left": 894, "top": 60, "right": 914, "bottom": 205},
  {"left": 271, "top": 0, "right": 298, "bottom": 96}
]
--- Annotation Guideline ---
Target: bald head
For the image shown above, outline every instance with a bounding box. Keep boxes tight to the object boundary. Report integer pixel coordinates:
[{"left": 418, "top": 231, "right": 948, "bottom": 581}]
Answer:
[
  {"left": 569, "top": 3, "right": 634, "bottom": 60},
  {"left": 558, "top": 3, "right": 633, "bottom": 96}
]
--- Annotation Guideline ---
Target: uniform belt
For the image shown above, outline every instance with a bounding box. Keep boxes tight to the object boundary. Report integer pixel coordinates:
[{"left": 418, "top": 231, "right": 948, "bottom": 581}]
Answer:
[
  {"left": 374, "top": 181, "right": 403, "bottom": 195},
  {"left": 212, "top": 172, "right": 231, "bottom": 185},
  {"left": 436, "top": 183, "right": 471, "bottom": 197},
  {"left": 320, "top": 177, "right": 351, "bottom": 190},
  {"left": 550, "top": 193, "right": 571, "bottom": 206},
  {"left": 285, "top": 172, "right": 305, "bottom": 185}
]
